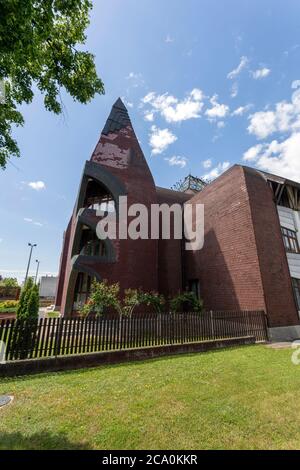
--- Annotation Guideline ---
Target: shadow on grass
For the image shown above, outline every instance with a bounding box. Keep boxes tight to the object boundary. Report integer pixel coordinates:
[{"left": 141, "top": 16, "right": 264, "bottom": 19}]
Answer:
[{"left": 0, "top": 430, "right": 92, "bottom": 450}]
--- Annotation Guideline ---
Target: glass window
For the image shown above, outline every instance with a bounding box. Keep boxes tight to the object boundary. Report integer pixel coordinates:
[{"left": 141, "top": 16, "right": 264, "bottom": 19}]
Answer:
[
  {"left": 188, "top": 279, "right": 200, "bottom": 299},
  {"left": 292, "top": 278, "right": 300, "bottom": 311},
  {"left": 281, "top": 227, "right": 300, "bottom": 254}
]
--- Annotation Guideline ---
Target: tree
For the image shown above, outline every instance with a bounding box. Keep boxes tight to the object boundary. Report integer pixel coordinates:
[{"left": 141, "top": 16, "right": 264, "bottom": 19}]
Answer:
[
  {"left": 0, "top": 277, "right": 19, "bottom": 287},
  {"left": 14, "top": 277, "right": 39, "bottom": 359},
  {"left": 0, "top": 0, "right": 104, "bottom": 168},
  {"left": 170, "top": 291, "right": 203, "bottom": 313},
  {"left": 16, "top": 277, "right": 34, "bottom": 319},
  {"left": 26, "top": 283, "right": 39, "bottom": 320}
]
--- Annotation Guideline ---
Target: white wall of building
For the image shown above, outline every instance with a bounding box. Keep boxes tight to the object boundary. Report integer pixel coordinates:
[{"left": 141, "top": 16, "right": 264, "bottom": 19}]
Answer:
[
  {"left": 39, "top": 276, "right": 58, "bottom": 298},
  {"left": 277, "top": 206, "right": 300, "bottom": 280}
]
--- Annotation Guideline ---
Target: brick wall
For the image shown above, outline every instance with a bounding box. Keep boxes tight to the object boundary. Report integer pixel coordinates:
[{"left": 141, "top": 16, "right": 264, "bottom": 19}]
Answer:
[
  {"left": 185, "top": 165, "right": 265, "bottom": 312},
  {"left": 244, "top": 167, "right": 299, "bottom": 327},
  {"left": 184, "top": 165, "right": 299, "bottom": 327}
]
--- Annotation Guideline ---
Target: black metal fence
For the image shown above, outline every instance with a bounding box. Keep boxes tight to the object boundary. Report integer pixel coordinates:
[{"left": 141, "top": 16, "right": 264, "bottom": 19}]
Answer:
[{"left": 0, "top": 310, "right": 268, "bottom": 362}]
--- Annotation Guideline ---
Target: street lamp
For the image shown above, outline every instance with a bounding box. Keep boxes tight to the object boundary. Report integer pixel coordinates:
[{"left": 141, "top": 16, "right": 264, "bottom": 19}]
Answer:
[
  {"left": 24, "top": 243, "right": 37, "bottom": 284},
  {"left": 34, "top": 259, "right": 40, "bottom": 285}
]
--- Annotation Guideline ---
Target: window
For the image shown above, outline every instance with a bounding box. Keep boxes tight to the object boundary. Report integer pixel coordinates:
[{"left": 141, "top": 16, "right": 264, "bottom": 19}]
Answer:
[
  {"left": 74, "top": 273, "right": 92, "bottom": 309},
  {"left": 281, "top": 227, "right": 300, "bottom": 254},
  {"left": 292, "top": 278, "right": 300, "bottom": 311},
  {"left": 188, "top": 279, "right": 200, "bottom": 299},
  {"left": 80, "top": 229, "right": 107, "bottom": 257}
]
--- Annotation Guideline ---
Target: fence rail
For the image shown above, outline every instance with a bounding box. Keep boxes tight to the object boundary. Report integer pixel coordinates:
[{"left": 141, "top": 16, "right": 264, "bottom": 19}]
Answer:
[{"left": 0, "top": 310, "right": 268, "bottom": 362}]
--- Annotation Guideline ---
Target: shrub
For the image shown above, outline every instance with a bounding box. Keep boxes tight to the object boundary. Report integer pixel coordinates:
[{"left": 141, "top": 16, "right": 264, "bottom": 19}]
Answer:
[
  {"left": 0, "top": 300, "right": 19, "bottom": 309},
  {"left": 17, "top": 277, "right": 34, "bottom": 319},
  {"left": 26, "top": 284, "right": 39, "bottom": 320},
  {"left": 170, "top": 291, "right": 203, "bottom": 313}
]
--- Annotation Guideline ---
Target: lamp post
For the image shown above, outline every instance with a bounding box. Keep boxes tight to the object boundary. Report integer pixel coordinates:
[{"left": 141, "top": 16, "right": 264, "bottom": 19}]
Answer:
[
  {"left": 34, "top": 259, "right": 40, "bottom": 285},
  {"left": 24, "top": 243, "right": 37, "bottom": 284}
]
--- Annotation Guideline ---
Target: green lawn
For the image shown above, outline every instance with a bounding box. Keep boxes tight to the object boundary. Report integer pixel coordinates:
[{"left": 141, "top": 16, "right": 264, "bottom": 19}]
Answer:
[{"left": 0, "top": 345, "right": 300, "bottom": 450}]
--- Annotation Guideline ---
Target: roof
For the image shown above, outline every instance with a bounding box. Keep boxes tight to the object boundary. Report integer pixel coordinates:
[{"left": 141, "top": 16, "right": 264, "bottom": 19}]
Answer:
[
  {"left": 243, "top": 165, "right": 300, "bottom": 190},
  {"left": 156, "top": 186, "right": 193, "bottom": 204},
  {"left": 101, "top": 98, "right": 131, "bottom": 135}
]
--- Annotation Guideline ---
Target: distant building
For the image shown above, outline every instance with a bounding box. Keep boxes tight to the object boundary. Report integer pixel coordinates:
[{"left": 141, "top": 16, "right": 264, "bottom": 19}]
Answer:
[
  {"left": 55, "top": 98, "right": 300, "bottom": 341},
  {"left": 39, "top": 276, "right": 58, "bottom": 298}
]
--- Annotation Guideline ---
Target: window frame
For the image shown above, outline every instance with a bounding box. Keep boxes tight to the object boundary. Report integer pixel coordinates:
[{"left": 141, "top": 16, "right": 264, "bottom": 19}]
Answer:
[
  {"left": 281, "top": 227, "right": 300, "bottom": 254},
  {"left": 292, "top": 278, "right": 300, "bottom": 312}
]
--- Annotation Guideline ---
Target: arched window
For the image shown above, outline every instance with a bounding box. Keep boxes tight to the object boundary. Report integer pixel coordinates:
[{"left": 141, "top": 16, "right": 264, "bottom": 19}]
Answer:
[
  {"left": 79, "top": 228, "right": 107, "bottom": 257},
  {"left": 84, "top": 179, "right": 116, "bottom": 213}
]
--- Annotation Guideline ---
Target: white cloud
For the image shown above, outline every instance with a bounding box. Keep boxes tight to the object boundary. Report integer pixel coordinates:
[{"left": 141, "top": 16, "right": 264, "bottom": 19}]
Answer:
[
  {"left": 217, "top": 121, "right": 225, "bottom": 129},
  {"left": 144, "top": 111, "right": 154, "bottom": 122},
  {"left": 0, "top": 238, "right": 3, "bottom": 243},
  {"left": 149, "top": 126, "right": 177, "bottom": 155},
  {"left": 291, "top": 80, "right": 300, "bottom": 89},
  {"left": 203, "top": 161, "right": 231, "bottom": 180},
  {"left": 24, "top": 217, "right": 43, "bottom": 227},
  {"left": 126, "top": 72, "right": 140, "bottom": 80},
  {"left": 205, "top": 95, "right": 229, "bottom": 120},
  {"left": 164, "top": 156, "right": 187, "bottom": 168},
  {"left": 165, "top": 35, "right": 174, "bottom": 43},
  {"left": 125, "top": 72, "right": 144, "bottom": 88},
  {"left": 248, "top": 88, "right": 300, "bottom": 139},
  {"left": 231, "top": 104, "right": 252, "bottom": 116},
  {"left": 243, "top": 144, "right": 264, "bottom": 161},
  {"left": 203, "top": 159, "right": 212, "bottom": 169},
  {"left": 251, "top": 68, "right": 271, "bottom": 79},
  {"left": 227, "top": 56, "right": 249, "bottom": 80},
  {"left": 28, "top": 181, "right": 46, "bottom": 191},
  {"left": 243, "top": 133, "right": 300, "bottom": 182},
  {"left": 248, "top": 110, "right": 277, "bottom": 139},
  {"left": 121, "top": 97, "right": 133, "bottom": 108},
  {"left": 231, "top": 82, "right": 238, "bottom": 98},
  {"left": 141, "top": 88, "right": 204, "bottom": 123}
]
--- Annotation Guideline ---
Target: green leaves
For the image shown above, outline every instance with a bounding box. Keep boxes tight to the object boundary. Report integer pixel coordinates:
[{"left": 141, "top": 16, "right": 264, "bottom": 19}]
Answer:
[
  {"left": 16, "top": 277, "right": 39, "bottom": 320},
  {"left": 0, "top": 0, "right": 104, "bottom": 168},
  {"left": 170, "top": 291, "right": 203, "bottom": 313}
]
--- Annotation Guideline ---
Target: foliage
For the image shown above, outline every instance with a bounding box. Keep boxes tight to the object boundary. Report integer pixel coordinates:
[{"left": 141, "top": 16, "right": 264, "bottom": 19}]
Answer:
[
  {"left": 26, "top": 284, "right": 39, "bottom": 320},
  {"left": 81, "top": 279, "right": 120, "bottom": 317},
  {"left": 16, "top": 277, "right": 38, "bottom": 320},
  {"left": 12, "top": 279, "right": 38, "bottom": 359},
  {"left": 139, "top": 291, "right": 165, "bottom": 313},
  {"left": 81, "top": 280, "right": 166, "bottom": 317},
  {"left": 170, "top": 291, "right": 203, "bottom": 313},
  {"left": 0, "top": 299, "right": 19, "bottom": 309},
  {"left": 0, "top": 0, "right": 104, "bottom": 168},
  {"left": 0, "top": 277, "right": 19, "bottom": 287}
]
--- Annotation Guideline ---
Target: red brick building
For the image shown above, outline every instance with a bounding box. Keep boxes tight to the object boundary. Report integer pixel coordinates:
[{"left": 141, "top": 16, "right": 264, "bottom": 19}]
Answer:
[{"left": 55, "top": 99, "right": 300, "bottom": 340}]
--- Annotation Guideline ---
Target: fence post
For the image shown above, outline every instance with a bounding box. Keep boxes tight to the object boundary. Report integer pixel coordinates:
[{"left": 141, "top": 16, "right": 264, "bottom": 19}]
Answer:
[
  {"left": 54, "top": 318, "right": 64, "bottom": 358},
  {"left": 158, "top": 314, "right": 162, "bottom": 345},
  {"left": 263, "top": 311, "right": 270, "bottom": 342},
  {"left": 210, "top": 311, "right": 215, "bottom": 339}
]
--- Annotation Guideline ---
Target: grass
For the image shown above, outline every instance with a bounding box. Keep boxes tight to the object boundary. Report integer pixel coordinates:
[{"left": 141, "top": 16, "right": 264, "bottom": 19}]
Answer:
[
  {"left": 46, "top": 311, "right": 60, "bottom": 318},
  {"left": 0, "top": 344, "right": 300, "bottom": 450},
  {"left": 0, "top": 307, "right": 16, "bottom": 313}
]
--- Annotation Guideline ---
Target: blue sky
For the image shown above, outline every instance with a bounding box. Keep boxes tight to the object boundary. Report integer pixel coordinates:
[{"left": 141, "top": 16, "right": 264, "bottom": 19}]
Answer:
[{"left": 1, "top": 0, "right": 300, "bottom": 282}]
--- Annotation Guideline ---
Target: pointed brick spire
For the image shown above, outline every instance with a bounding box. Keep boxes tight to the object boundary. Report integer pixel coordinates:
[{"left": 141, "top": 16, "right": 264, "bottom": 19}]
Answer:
[{"left": 101, "top": 97, "right": 131, "bottom": 135}]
